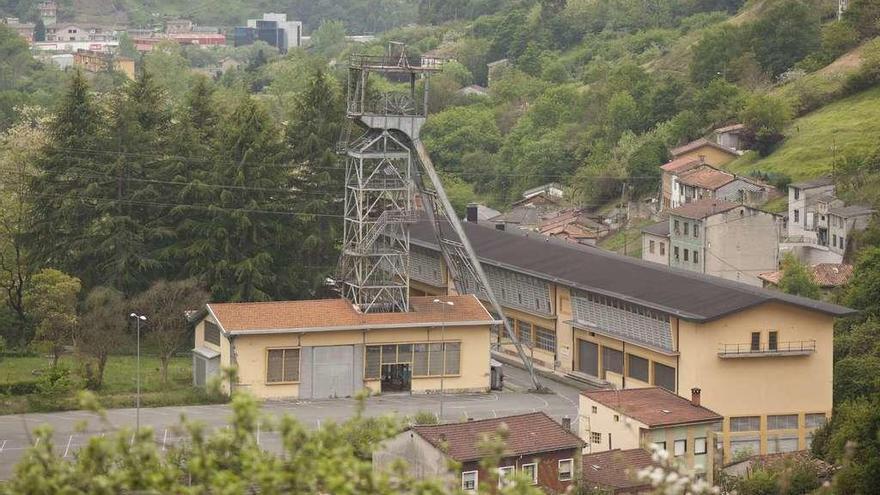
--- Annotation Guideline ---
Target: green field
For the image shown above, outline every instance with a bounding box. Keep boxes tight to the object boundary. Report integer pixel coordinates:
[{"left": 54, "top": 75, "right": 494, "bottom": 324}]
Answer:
[
  {"left": 598, "top": 219, "right": 653, "bottom": 258},
  {"left": 725, "top": 86, "right": 880, "bottom": 181},
  {"left": 0, "top": 355, "right": 224, "bottom": 415}
]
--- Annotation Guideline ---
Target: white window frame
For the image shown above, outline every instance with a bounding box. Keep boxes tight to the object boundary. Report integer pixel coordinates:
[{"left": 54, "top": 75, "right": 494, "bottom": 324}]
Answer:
[
  {"left": 497, "top": 466, "right": 514, "bottom": 488},
  {"left": 461, "top": 470, "right": 478, "bottom": 492},
  {"left": 558, "top": 458, "right": 574, "bottom": 481},
  {"left": 674, "top": 439, "right": 687, "bottom": 457},
  {"left": 521, "top": 463, "right": 538, "bottom": 485},
  {"left": 694, "top": 437, "right": 707, "bottom": 455}
]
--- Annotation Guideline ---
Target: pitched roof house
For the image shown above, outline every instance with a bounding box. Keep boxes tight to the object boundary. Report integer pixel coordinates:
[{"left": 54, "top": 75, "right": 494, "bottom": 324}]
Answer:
[
  {"left": 581, "top": 448, "right": 659, "bottom": 494},
  {"left": 374, "top": 412, "right": 584, "bottom": 492},
  {"left": 580, "top": 387, "right": 723, "bottom": 483}
]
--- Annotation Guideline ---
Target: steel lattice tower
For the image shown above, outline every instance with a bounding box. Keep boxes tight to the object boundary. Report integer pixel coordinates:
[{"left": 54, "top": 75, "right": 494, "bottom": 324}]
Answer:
[
  {"left": 338, "top": 43, "right": 544, "bottom": 390},
  {"left": 339, "top": 43, "right": 432, "bottom": 313}
]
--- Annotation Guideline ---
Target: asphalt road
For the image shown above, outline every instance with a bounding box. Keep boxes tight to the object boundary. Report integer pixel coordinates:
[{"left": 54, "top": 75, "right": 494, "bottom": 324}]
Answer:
[{"left": 0, "top": 366, "right": 587, "bottom": 480}]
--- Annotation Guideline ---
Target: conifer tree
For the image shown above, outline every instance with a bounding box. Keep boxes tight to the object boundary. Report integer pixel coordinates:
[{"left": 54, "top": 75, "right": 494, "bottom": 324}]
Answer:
[
  {"left": 281, "top": 69, "right": 344, "bottom": 298},
  {"left": 29, "top": 70, "right": 103, "bottom": 279},
  {"left": 195, "top": 95, "right": 288, "bottom": 301},
  {"left": 93, "top": 69, "right": 171, "bottom": 294}
]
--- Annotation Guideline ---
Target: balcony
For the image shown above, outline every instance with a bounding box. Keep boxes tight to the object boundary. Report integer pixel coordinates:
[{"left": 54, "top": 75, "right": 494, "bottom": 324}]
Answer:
[{"left": 718, "top": 340, "right": 816, "bottom": 358}]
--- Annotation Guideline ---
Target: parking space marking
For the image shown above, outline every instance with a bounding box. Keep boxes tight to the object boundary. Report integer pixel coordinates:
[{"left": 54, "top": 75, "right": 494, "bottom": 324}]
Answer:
[
  {"left": 162, "top": 429, "right": 168, "bottom": 451},
  {"left": 0, "top": 440, "right": 6, "bottom": 453},
  {"left": 63, "top": 435, "right": 73, "bottom": 457}
]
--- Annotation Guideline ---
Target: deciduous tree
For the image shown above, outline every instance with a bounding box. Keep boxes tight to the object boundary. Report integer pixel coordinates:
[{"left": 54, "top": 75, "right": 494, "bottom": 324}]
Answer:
[
  {"left": 24, "top": 268, "right": 80, "bottom": 366},
  {"left": 77, "top": 286, "right": 127, "bottom": 389},
  {"left": 133, "top": 278, "right": 208, "bottom": 384}
]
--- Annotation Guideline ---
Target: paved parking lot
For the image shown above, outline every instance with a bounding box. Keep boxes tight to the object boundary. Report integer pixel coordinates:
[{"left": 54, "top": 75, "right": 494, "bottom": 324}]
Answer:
[{"left": 0, "top": 366, "right": 586, "bottom": 480}]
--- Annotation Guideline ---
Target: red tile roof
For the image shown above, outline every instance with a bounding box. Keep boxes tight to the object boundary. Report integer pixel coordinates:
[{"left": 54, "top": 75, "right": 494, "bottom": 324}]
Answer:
[
  {"left": 660, "top": 156, "right": 702, "bottom": 173},
  {"left": 412, "top": 412, "right": 584, "bottom": 462},
  {"left": 759, "top": 263, "right": 853, "bottom": 288},
  {"left": 582, "top": 449, "right": 658, "bottom": 492},
  {"left": 667, "top": 198, "right": 741, "bottom": 220},
  {"left": 676, "top": 165, "right": 735, "bottom": 190},
  {"left": 670, "top": 138, "right": 739, "bottom": 158},
  {"left": 581, "top": 388, "right": 723, "bottom": 428},
  {"left": 207, "top": 295, "right": 496, "bottom": 334}
]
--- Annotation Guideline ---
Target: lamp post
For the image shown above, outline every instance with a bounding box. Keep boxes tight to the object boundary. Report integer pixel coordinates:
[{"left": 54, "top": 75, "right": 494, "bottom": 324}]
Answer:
[
  {"left": 433, "top": 298, "right": 454, "bottom": 421},
  {"left": 129, "top": 313, "right": 147, "bottom": 434}
]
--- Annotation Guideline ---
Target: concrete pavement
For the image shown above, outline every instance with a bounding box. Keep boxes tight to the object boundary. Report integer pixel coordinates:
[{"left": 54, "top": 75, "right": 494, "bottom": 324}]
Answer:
[{"left": 0, "top": 366, "right": 588, "bottom": 480}]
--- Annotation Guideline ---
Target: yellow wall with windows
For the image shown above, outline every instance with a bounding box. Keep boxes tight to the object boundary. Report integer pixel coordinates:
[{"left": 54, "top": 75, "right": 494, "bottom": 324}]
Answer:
[
  {"left": 207, "top": 324, "right": 490, "bottom": 399},
  {"left": 572, "top": 329, "right": 678, "bottom": 391},
  {"left": 675, "top": 146, "right": 736, "bottom": 167},
  {"left": 677, "top": 302, "right": 833, "bottom": 461}
]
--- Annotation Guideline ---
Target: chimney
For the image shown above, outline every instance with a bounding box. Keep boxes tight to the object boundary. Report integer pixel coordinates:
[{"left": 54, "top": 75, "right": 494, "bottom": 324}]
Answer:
[
  {"left": 466, "top": 203, "right": 479, "bottom": 223},
  {"left": 691, "top": 387, "right": 701, "bottom": 407},
  {"left": 561, "top": 415, "right": 572, "bottom": 432},
  {"left": 495, "top": 222, "right": 506, "bottom": 231}
]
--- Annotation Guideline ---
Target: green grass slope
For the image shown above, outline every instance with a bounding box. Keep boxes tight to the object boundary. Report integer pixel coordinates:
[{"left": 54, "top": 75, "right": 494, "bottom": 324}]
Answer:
[{"left": 725, "top": 85, "right": 880, "bottom": 180}]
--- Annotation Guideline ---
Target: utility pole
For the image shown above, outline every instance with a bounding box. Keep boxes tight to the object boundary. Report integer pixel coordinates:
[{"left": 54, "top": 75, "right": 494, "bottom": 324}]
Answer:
[
  {"left": 128, "top": 313, "right": 147, "bottom": 434},
  {"left": 433, "top": 298, "right": 453, "bottom": 421}
]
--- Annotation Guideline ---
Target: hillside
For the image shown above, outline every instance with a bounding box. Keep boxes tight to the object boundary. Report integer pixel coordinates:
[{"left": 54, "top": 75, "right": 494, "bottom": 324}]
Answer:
[{"left": 725, "top": 85, "right": 880, "bottom": 180}]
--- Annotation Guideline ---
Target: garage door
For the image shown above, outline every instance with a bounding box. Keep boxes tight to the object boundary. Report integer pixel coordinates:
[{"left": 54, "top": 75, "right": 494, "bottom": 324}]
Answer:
[{"left": 312, "top": 345, "right": 355, "bottom": 399}]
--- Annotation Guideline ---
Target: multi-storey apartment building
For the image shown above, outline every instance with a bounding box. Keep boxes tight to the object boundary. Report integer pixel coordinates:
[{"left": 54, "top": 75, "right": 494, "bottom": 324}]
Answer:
[
  {"left": 666, "top": 199, "right": 780, "bottom": 287},
  {"left": 409, "top": 219, "right": 854, "bottom": 463}
]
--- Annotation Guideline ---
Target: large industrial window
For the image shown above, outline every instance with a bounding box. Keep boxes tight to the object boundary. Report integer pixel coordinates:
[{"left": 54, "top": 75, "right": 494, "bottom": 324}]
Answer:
[
  {"left": 730, "top": 416, "right": 761, "bottom": 432},
  {"left": 204, "top": 321, "right": 221, "bottom": 346},
  {"left": 367, "top": 342, "right": 460, "bottom": 378},
  {"left": 602, "top": 347, "right": 624, "bottom": 375},
  {"left": 627, "top": 354, "right": 649, "bottom": 382},
  {"left": 806, "top": 413, "right": 827, "bottom": 428},
  {"left": 518, "top": 321, "right": 533, "bottom": 346},
  {"left": 767, "top": 414, "right": 798, "bottom": 430},
  {"left": 266, "top": 348, "right": 300, "bottom": 383},
  {"left": 365, "top": 346, "right": 381, "bottom": 379},
  {"left": 535, "top": 326, "right": 556, "bottom": 352},
  {"left": 653, "top": 362, "right": 676, "bottom": 392}
]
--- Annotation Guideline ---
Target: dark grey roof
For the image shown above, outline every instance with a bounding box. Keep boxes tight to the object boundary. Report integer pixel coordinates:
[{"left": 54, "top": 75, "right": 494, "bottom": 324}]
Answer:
[
  {"left": 790, "top": 177, "right": 834, "bottom": 189},
  {"left": 489, "top": 206, "right": 541, "bottom": 226},
  {"left": 828, "top": 205, "right": 875, "bottom": 218},
  {"left": 410, "top": 221, "right": 855, "bottom": 321},
  {"left": 641, "top": 221, "right": 670, "bottom": 237}
]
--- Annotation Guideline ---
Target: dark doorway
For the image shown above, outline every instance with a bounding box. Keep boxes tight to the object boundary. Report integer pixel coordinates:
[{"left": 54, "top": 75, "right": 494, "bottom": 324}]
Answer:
[
  {"left": 381, "top": 363, "right": 411, "bottom": 393},
  {"left": 578, "top": 339, "right": 599, "bottom": 377}
]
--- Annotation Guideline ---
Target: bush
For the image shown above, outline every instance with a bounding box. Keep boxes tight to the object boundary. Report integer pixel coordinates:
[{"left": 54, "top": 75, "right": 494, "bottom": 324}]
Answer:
[
  {"left": 844, "top": 39, "right": 880, "bottom": 94},
  {"left": 0, "top": 380, "right": 39, "bottom": 395}
]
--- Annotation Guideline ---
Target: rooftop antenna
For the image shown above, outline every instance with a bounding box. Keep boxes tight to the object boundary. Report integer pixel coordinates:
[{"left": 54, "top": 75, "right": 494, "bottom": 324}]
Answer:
[{"left": 338, "top": 42, "right": 544, "bottom": 391}]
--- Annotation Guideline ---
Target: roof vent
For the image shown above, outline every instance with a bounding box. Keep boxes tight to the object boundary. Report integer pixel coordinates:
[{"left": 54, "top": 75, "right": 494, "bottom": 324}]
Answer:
[
  {"left": 591, "top": 465, "right": 602, "bottom": 471},
  {"left": 661, "top": 409, "right": 672, "bottom": 414}
]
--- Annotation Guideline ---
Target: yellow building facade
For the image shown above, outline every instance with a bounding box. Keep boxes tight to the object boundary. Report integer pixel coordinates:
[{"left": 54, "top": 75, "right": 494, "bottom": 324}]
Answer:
[
  {"left": 192, "top": 295, "right": 496, "bottom": 400},
  {"left": 408, "top": 220, "right": 854, "bottom": 463}
]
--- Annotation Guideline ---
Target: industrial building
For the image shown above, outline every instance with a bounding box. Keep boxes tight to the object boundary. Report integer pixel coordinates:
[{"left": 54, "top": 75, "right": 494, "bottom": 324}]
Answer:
[{"left": 407, "top": 218, "right": 853, "bottom": 463}]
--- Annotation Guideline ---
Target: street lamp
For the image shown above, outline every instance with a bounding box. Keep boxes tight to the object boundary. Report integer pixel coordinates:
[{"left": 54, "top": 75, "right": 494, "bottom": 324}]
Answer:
[
  {"left": 433, "top": 298, "right": 454, "bottom": 422},
  {"left": 129, "top": 312, "right": 147, "bottom": 434}
]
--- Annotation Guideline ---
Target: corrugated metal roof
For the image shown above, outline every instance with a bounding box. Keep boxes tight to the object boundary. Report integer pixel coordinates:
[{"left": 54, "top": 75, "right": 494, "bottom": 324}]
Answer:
[{"left": 410, "top": 221, "right": 855, "bottom": 321}]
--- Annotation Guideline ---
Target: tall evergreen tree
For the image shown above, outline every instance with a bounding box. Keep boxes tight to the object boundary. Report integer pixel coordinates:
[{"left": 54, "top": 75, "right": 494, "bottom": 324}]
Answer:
[
  {"left": 160, "top": 76, "right": 218, "bottom": 273},
  {"left": 281, "top": 69, "right": 343, "bottom": 298},
  {"left": 29, "top": 70, "right": 103, "bottom": 279},
  {"left": 92, "top": 69, "right": 171, "bottom": 295},
  {"left": 192, "top": 95, "right": 288, "bottom": 301}
]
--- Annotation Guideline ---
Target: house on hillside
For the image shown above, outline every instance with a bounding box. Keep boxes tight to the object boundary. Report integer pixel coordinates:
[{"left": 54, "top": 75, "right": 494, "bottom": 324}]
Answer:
[
  {"left": 523, "top": 182, "right": 565, "bottom": 201},
  {"left": 580, "top": 387, "right": 722, "bottom": 483},
  {"left": 668, "top": 199, "right": 780, "bottom": 286},
  {"left": 581, "top": 448, "right": 659, "bottom": 494},
  {"left": 641, "top": 221, "right": 670, "bottom": 266},
  {"left": 539, "top": 209, "right": 610, "bottom": 245},
  {"left": 191, "top": 295, "right": 496, "bottom": 399},
  {"left": 456, "top": 84, "right": 489, "bottom": 97},
  {"left": 46, "top": 24, "right": 115, "bottom": 42},
  {"left": 373, "top": 412, "right": 584, "bottom": 493},
  {"left": 662, "top": 159, "right": 772, "bottom": 210},
  {"left": 759, "top": 263, "right": 852, "bottom": 299},
  {"left": 781, "top": 177, "right": 875, "bottom": 263},
  {"left": 73, "top": 49, "right": 135, "bottom": 79},
  {"left": 670, "top": 138, "right": 741, "bottom": 164},
  {"left": 712, "top": 123, "right": 747, "bottom": 151}
]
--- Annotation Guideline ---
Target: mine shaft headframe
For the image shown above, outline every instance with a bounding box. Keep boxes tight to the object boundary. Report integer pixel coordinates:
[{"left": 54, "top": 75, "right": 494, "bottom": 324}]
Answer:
[{"left": 348, "top": 41, "right": 445, "bottom": 74}]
